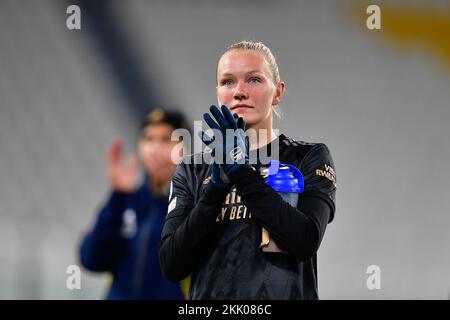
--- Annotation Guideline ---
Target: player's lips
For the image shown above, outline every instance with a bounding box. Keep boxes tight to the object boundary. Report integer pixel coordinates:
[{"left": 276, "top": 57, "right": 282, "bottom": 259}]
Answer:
[{"left": 231, "top": 104, "right": 253, "bottom": 111}]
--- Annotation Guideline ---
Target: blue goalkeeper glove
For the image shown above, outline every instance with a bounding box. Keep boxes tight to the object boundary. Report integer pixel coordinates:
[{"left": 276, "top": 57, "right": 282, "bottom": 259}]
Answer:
[
  {"left": 199, "top": 130, "right": 232, "bottom": 188},
  {"left": 200, "top": 105, "right": 249, "bottom": 186}
]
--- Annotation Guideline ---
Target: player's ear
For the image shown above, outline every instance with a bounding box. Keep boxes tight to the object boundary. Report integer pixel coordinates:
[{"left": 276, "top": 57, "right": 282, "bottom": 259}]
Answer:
[{"left": 272, "top": 81, "right": 285, "bottom": 106}]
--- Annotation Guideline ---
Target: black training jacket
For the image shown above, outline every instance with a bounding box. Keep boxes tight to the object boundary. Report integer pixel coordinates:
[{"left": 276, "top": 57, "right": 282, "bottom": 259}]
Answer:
[{"left": 160, "top": 134, "right": 336, "bottom": 299}]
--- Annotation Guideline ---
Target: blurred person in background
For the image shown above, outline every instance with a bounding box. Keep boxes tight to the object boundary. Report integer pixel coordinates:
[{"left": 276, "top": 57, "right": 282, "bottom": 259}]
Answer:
[{"left": 80, "top": 108, "right": 191, "bottom": 300}]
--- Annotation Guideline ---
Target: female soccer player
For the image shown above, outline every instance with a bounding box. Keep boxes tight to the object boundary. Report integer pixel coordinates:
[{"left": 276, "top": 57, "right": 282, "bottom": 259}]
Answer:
[{"left": 160, "top": 41, "right": 337, "bottom": 300}]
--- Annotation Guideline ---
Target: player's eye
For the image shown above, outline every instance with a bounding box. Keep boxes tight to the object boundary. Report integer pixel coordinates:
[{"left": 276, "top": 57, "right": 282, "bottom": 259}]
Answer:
[
  {"left": 249, "top": 77, "right": 261, "bottom": 85},
  {"left": 221, "top": 79, "right": 234, "bottom": 86}
]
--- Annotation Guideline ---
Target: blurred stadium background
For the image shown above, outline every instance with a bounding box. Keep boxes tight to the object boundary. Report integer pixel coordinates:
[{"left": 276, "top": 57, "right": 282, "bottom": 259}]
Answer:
[{"left": 0, "top": 0, "right": 449, "bottom": 299}]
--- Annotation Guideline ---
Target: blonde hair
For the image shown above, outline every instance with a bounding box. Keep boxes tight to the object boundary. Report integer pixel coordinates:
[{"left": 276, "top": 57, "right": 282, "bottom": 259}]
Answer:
[
  {"left": 217, "top": 40, "right": 283, "bottom": 118},
  {"left": 219, "top": 40, "right": 281, "bottom": 85}
]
